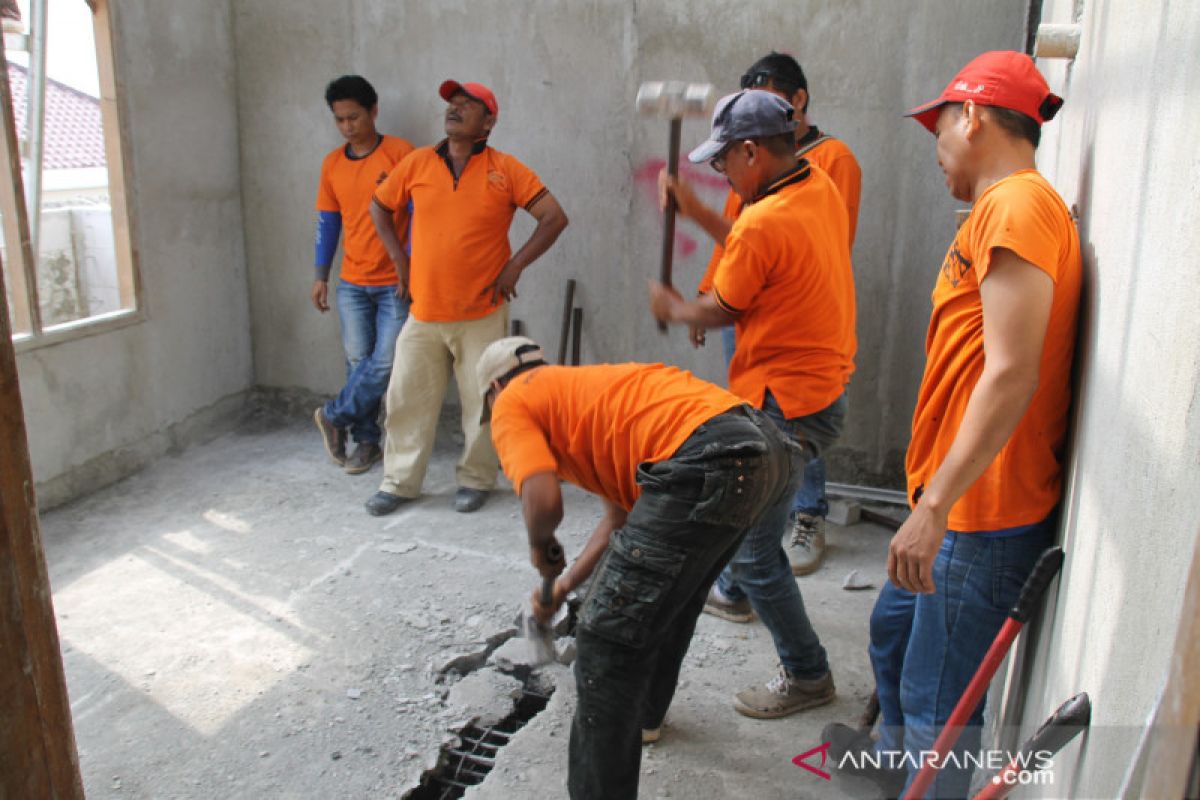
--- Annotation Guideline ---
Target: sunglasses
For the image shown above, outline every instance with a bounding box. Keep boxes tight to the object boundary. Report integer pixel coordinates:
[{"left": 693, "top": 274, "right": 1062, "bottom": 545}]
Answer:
[{"left": 739, "top": 70, "right": 798, "bottom": 96}]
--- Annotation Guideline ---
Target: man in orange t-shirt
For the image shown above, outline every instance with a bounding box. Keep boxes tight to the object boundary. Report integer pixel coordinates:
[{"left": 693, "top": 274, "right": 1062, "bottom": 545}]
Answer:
[
  {"left": 363, "top": 80, "right": 568, "bottom": 517},
  {"left": 650, "top": 89, "right": 854, "bottom": 720},
  {"left": 477, "top": 336, "right": 803, "bottom": 800},
  {"left": 310, "top": 76, "right": 415, "bottom": 475},
  {"left": 661, "top": 52, "right": 863, "bottom": 576},
  {"left": 823, "top": 52, "right": 1082, "bottom": 798}
]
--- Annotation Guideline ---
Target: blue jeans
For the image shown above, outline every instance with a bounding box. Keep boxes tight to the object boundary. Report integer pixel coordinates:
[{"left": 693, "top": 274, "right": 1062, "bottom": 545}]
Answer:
[
  {"left": 720, "top": 325, "right": 843, "bottom": 519},
  {"left": 791, "top": 393, "right": 847, "bottom": 517},
  {"left": 569, "top": 405, "right": 802, "bottom": 799},
  {"left": 714, "top": 391, "right": 829, "bottom": 679},
  {"left": 324, "top": 280, "right": 409, "bottom": 444},
  {"left": 868, "top": 517, "right": 1055, "bottom": 798}
]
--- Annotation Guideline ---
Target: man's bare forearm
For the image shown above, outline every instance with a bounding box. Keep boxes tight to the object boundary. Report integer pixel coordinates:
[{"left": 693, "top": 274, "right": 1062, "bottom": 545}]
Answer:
[
  {"left": 560, "top": 502, "right": 626, "bottom": 592},
  {"left": 649, "top": 283, "right": 737, "bottom": 329},
  {"left": 369, "top": 199, "right": 409, "bottom": 277},
  {"left": 509, "top": 202, "right": 568, "bottom": 274},
  {"left": 918, "top": 368, "right": 1038, "bottom": 515}
]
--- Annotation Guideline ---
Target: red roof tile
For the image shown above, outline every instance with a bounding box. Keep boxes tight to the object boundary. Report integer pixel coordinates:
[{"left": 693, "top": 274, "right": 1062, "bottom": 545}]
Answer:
[{"left": 8, "top": 62, "right": 106, "bottom": 170}]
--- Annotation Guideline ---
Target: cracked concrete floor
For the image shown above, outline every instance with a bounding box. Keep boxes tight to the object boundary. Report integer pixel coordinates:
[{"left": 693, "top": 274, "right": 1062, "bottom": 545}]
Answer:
[{"left": 40, "top": 411, "right": 898, "bottom": 799}]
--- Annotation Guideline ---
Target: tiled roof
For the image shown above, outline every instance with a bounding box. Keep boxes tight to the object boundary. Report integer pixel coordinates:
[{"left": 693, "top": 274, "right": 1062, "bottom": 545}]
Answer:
[{"left": 8, "top": 62, "right": 105, "bottom": 170}]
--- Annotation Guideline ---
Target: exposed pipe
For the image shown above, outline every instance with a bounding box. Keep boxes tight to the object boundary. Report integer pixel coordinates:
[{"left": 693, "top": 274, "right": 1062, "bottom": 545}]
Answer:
[
  {"left": 825, "top": 482, "right": 908, "bottom": 507},
  {"left": 23, "top": 0, "right": 46, "bottom": 257}
]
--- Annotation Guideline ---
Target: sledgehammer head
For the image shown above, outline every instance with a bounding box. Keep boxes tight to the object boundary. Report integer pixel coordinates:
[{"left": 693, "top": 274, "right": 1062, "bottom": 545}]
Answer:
[{"left": 637, "top": 81, "right": 717, "bottom": 119}]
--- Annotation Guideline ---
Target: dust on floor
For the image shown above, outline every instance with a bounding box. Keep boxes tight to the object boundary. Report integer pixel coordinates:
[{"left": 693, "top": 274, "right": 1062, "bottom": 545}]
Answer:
[{"left": 40, "top": 414, "right": 896, "bottom": 799}]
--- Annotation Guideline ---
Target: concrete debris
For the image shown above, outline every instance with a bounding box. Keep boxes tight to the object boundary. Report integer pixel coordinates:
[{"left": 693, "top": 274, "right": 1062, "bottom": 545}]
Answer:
[
  {"left": 445, "top": 669, "right": 524, "bottom": 727},
  {"left": 346, "top": 687, "right": 362, "bottom": 699},
  {"left": 489, "top": 633, "right": 557, "bottom": 673},
  {"left": 827, "top": 499, "right": 862, "bottom": 527},
  {"left": 555, "top": 638, "right": 577, "bottom": 666},
  {"left": 378, "top": 542, "right": 417, "bottom": 555},
  {"left": 842, "top": 569, "right": 875, "bottom": 591}
]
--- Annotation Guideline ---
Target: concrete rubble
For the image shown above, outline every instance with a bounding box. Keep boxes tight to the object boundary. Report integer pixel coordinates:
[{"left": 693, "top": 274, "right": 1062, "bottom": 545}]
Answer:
[{"left": 41, "top": 417, "right": 898, "bottom": 798}]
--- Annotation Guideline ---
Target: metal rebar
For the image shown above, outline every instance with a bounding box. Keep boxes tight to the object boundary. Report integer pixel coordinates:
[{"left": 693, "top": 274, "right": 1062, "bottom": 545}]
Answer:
[
  {"left": 570, "top": 307, "right": 582, "bottom": 365},
  {"left": 448, "top": 749, "right": 495, "bottom": 767},
  {"left": 556, "top": 279, "right": 576, "bottom": 364}
]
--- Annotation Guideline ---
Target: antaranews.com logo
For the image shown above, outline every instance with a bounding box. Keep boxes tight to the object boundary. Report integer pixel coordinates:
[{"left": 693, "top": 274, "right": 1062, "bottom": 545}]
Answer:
[{"left": 792, "top": 741, "right": 1057, "bottom": 788}]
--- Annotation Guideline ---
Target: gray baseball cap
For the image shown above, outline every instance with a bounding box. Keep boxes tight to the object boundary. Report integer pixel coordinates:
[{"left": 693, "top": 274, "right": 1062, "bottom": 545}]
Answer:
[{"left": 687, "top": 89, "right": 797, "bottom": 164}]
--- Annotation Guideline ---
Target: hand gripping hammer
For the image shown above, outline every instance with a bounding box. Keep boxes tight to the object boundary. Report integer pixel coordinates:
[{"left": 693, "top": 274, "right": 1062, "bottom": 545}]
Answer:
[{"left": 636, "top": 81, "right": 716, "bottom": 333}]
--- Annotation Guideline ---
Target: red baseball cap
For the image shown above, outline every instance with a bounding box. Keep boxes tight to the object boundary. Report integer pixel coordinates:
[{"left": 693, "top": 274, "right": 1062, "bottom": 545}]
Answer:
[
  {"left": 438, "top": 80, "right": 498, "bottom": 116},
  {"left": 906, "top": 51, "right": 1063, "bottom": 133}
]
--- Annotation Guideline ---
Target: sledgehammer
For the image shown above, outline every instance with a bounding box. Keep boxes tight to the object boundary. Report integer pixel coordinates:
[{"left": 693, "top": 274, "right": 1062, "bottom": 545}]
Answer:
[
  {"left": 636, "top": 81, "right": 716, "bottom": 333},
  {"left": 517, "top": 542, "right": 565, "bottom": 666}
]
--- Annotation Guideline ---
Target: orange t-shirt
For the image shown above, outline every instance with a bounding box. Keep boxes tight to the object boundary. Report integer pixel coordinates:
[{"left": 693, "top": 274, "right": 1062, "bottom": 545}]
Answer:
[
  {"left": 490, "top": 363, "right": 742, "bottom": 511},
  {"left": 710, "top": 163, "right": 857, "bottom": 419},
  {"left": 316, "top": 135, "right": 415, "bottom": 286},
  {"left": 697, "top": 132, "right": 861, "bottom": 293},
  {"left": 906, "top": 169, "right": 1082, "bottom": 531},
  {"left": 374, "top": 140, "right": 548, "bottom": 322},
  {"left": 805, "top": 136, "right": 862, "bottom": 247}
]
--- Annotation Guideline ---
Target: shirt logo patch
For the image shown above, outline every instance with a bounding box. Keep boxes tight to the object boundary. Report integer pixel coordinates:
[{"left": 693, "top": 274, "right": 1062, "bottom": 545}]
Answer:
[
  {"left": 487, "top": 171, "right": 509, "bottom": 191},
  {"left": 941, "top": 242, "right": 972, "bottom": 288}
]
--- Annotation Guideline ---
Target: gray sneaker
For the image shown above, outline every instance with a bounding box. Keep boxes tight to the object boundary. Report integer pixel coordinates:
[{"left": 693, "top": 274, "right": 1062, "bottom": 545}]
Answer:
[
  {"left": 788, "top": 513, "right": 826, "bottom": 576},
  {"left": 734, "top": 665, "right": 835, "bottom": 719},
  {"left": 702, "top": 584, "right": 755, "bottom": 623}
]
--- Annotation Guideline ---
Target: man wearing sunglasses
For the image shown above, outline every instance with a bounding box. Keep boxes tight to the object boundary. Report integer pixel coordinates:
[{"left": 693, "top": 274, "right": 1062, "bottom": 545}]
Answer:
[
  {"left": 649, "top": 89, "right": 855, "bottom": 720},
  {"left": 661, "top": 52, "right": 861, "bottom": 580}
]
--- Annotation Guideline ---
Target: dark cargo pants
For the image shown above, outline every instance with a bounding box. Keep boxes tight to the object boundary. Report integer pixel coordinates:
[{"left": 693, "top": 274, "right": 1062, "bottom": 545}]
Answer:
[{"left": 567, "top": 405, "right": 804, "bottom": 800}]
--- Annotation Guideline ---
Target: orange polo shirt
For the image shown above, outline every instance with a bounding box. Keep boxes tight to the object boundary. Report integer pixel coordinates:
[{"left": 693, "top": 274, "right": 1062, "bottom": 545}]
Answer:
[
  {"left": 698, "top": 130, "right": 862, "bottom": 294},
  {"left": 710, "top": 163, "right": 856, "bottom": 419},
  {"left": 490, "top": 363, "right": 742, "bottom": 512},
  {"left": 906, "top": 169, "right": 1082, "bottom": 531},
  {"left": 374, "top": 139, "right": 548, "bottom": 322},
  {"left": 316, "top": 135, "right": 414, "bottom": 286}
]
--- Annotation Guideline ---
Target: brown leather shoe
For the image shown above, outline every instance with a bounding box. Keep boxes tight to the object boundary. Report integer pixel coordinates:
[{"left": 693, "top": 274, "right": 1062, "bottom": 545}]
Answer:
[
  {"left": 313, "top": 407, "right": 346, "bottom": 466},
  {"left": 344, "top": 442, "right": 382, "bottom": 475}
]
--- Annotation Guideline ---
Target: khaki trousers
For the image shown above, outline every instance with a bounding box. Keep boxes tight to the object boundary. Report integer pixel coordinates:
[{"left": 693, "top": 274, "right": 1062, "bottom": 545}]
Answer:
[{"left": 380, "top": 307, "right": 507, "bottom": 497}]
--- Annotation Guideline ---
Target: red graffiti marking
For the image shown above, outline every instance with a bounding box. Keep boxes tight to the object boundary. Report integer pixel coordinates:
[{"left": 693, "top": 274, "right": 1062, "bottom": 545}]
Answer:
[{"left": 633, "top": 159, "right": 731, "bottom": 260}]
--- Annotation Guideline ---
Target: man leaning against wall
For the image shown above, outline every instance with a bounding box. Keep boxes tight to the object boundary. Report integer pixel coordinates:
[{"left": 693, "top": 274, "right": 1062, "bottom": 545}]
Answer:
[
  {"left": 311, "top": 75, "right": 415, "bottom": 475},
  {"left": 365, "top": 80, "right": 568, "bottom": 517},
  {"left": 824, "top": 52, "right": 1082, "bottom": 799}
]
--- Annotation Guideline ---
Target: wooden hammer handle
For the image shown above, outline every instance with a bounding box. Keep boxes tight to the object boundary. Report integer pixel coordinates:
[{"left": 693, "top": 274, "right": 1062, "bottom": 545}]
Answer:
[{"left": 658, "top": 118, "right": 682, "bottom": 334}]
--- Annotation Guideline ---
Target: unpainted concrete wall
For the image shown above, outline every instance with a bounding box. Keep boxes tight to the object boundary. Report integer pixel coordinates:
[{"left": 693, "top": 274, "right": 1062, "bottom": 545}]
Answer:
[
  {"left": 1001, "top": 1, "right": 1200, "bottom": 796},
  {"left": 15, "top": 0, "right": 253, "bottom": 510},
  {"left": 236, "top": 0, "right": 1028, "bottom": 488}
]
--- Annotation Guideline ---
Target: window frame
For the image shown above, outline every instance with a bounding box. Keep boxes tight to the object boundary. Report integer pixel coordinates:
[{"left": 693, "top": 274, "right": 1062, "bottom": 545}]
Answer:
[{"left": 2, "top": 0, "right": 142, "bottom": 353}]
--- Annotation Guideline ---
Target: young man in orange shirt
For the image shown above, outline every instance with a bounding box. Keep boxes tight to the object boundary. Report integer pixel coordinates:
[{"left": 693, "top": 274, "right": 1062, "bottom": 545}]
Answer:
[
  {"left": 650, "top": 89, "right": 854, "bottom": 719},
  {"left": 824, "top": 52, "right": 1081, "bottom": 797},
  {"left": 662, "top": 52, "right": 862, "bottom": 576},
  {"left": 310, "top": 76, "right": 414, "bottom": 474},
  {"left": 478, "top": 336, "right": 803, "bottom": 800},
  {"left": 365, "top": 80, "right": 568, "bottom": 516}
]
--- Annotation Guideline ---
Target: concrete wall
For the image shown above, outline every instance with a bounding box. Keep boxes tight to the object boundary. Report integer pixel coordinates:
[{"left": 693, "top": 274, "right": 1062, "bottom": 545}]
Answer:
[
  {"left": 999, "top": 2, "right": 1200, "bottom": 796},
  {"left": 236, "top": 0, "right": 1028, "bottom": 488},
  {"left": 15, "top": 0, "right": 253, "bottom": 510}
]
